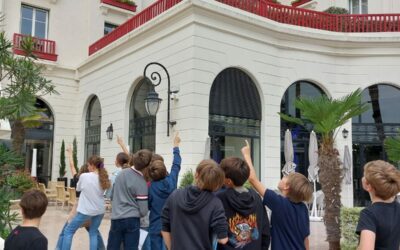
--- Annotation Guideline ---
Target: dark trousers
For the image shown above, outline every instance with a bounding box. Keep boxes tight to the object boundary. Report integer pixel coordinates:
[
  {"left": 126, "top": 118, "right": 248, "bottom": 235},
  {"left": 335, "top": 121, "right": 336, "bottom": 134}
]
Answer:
[
  {"left": 150, "top": 233, "right": 166, "bottom": 250},
  {"left": 107, "top": 217, "right": 140, "bottom": 250}
]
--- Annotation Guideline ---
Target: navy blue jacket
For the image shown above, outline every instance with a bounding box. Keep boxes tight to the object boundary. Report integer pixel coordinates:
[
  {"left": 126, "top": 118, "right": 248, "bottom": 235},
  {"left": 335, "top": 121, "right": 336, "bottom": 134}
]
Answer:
[{"left": 149, "top": 147, "right": 181, "bottom": 234}]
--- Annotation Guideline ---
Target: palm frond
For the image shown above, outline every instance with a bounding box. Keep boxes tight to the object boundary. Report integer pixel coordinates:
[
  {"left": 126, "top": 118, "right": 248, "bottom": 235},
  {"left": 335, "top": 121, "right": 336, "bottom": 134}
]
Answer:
[
  {"left": 277, "top": 112, "right": 304, "bottom": 126},
  {"left": 384, "top": 136, "right": 400, "bottom": 163}
]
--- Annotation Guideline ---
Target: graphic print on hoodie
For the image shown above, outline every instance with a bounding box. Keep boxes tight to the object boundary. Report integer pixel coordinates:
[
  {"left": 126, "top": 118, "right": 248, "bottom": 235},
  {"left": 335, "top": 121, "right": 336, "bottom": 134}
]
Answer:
[
  {"left": 217, "top": 187, "right": 270, "bottom": 250},
  {"left": 161, "top": 185, "right": 228, "bottom": 250}
]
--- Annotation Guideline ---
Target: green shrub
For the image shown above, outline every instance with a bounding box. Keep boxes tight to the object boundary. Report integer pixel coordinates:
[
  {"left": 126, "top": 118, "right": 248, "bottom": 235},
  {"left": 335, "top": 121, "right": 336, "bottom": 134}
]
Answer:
[
  {"left": 341, "top": 207, "right": 363, "bottom": 249},
  {"left": 0, "top": 186, "right": 20, "bottom": 238},
  {"left": 73, "top": 137, "right": 79, "bottom": 173},
  {"left": 324, "top": 7, "right": 349, "bottom": 15},
  {"left": 0, "top": 144, "right": 24, "bottom": 169},
  {"left": 59, "top": 140, "right": 66, "bottom": 177},
  {"left": 5, "top": 171, "right": 35, "bottom": 199},
  {"left": 179, "top": 169, "right": 194, "bottom": 188},
  {"left": 116, "top": 0, "right": 136, "bottom": 6}
]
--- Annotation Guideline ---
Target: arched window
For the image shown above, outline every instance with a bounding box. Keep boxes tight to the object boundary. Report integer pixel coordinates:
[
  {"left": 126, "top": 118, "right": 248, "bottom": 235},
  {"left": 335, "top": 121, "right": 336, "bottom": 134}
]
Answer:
[
  {"left": 209, "top": 68, "right": 262, "bottom": 176},
  {"left": 129, "top": 79, "right": 156, "bottom": 153},
  {"left": 280, "top": 81, "right": 325, "bottom": 177},
  {"left": 352, "top": 84, "right": 400, "bottom": 206},
  {"left": 25, "top": 98, "right": 54, "bottom": 184},
  {"left": 85, "top": 96, "right": 101, "bottom": 160}
]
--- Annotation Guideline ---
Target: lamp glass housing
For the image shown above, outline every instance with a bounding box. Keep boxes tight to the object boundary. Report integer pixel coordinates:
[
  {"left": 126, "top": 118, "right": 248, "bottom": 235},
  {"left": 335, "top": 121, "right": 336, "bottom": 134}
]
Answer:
[{"left": 145, "top": 91, "right": 162, "bottom": 116}]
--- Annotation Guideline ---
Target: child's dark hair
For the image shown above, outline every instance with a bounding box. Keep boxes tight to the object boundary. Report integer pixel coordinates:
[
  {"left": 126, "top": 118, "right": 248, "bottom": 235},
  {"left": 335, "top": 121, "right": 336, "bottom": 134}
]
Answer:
[
  {"left": 364, "top": 160, "right": 400, "bottom": 200},
  {"left": 116, "top": 152, "right": 130, "bottom": 168},
  {"left": 131, "top": 149, "right": 153, "bottom": 172},
  {"left": 20, "top": 189, "right": 48, "bottom": 219},
  {"left": 88, "top": 155, "right": 111, "bottom": 190},
  {"left": 195, "top": 159, "right": 225, "bottom": 192},
  {"left": 78, "top": 163, "right": 89, "bottom": 176},
  {"left": 220, "top": 157, "right": 249, "bottom": 186},
  {"left": 149, "top": 160, "right": 167, "bottom": 181},
  {"left": 286, "top": 173, "right": 313, "bottom": 203}
]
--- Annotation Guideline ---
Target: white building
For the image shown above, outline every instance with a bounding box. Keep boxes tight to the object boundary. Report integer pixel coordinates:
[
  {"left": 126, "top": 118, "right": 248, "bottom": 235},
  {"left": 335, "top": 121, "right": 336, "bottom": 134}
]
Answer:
[{"left": 1, "top": 0, "right": 400, "bottom": 207}]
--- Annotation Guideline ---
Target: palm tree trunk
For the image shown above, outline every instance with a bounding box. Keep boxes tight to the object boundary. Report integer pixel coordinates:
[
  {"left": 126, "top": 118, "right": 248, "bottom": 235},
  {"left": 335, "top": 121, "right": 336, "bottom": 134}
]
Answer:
[
  {"left": 11, "top": 119, "right": 25, "bottom": 158},
  {"left": 319, "top": 141, "right": 343, "bottom": 250}
]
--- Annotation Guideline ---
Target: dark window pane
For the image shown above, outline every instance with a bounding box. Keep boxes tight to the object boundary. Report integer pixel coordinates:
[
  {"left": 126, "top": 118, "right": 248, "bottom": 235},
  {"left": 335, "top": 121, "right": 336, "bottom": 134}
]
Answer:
[
  {"left": 104, "top": 23, "right": 118, "bottom": 35},
  {"left": 36, "top": 9, "right": 47, "bottom": 23},
  {"left": 21, "top": 6, "right": 33, "bottom": 19},
  {"left": 21, "top": 18, "right": 32, "bottom": 35},
  {"left": 35, "top": 21, "right": 46, "bottom": 38}
]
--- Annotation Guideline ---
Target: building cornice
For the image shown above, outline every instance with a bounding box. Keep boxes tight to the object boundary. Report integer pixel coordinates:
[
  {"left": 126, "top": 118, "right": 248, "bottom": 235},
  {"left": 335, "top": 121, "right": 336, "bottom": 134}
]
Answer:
[{"left": 77, "top": 0, "right": 400, "bottom": 77}]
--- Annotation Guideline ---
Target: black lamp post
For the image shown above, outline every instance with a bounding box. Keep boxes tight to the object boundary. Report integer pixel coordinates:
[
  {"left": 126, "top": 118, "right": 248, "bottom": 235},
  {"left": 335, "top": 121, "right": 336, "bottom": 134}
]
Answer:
[
  {"left": 342, "top": 128, "right": 349, "bottom": 139},
  {"left": 106, "top": 123, "right": 113, "bottom": 140},
  {"left": 143, "top": 62, "right": 178, "bottom": 136}
]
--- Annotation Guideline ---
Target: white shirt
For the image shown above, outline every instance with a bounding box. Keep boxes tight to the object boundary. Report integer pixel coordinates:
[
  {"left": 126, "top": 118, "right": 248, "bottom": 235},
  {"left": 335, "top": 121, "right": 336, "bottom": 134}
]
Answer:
[{"left": 77, "top": 172, "right": 105, "bottom": 216}]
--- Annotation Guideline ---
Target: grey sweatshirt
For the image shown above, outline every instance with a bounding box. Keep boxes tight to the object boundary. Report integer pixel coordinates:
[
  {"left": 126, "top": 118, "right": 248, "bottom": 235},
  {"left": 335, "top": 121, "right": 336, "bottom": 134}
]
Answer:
[{"left": 111, "top": 167, "right": 148, "bottom": 220}]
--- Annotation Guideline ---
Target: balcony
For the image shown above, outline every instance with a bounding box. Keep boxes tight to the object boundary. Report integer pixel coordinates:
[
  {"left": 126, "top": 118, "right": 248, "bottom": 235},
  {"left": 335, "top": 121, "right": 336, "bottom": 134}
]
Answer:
[
  {"left": 12, "top": 33, "right": 58, "bottom": 62},
  {"left": 291, "top": 0, "right": 312, "bottom": 7},
  {"left": 89, "top": 0, "right": 400, "bottom": 56},
  {"left": 101, "top": 0, "right": 137, "bottom": 12}
]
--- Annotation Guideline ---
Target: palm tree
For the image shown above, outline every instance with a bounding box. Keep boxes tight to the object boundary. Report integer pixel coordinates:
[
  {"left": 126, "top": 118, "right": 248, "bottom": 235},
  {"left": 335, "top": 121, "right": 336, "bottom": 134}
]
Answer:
[
  {"left": 0, "top": 32, "right": 57, "bottom": 157},
  {"left": 384, "top": 134, "right": 400, "bottom": 165},
  {"left": 279, "top": 89, "right": 369, "bottom": 250}
]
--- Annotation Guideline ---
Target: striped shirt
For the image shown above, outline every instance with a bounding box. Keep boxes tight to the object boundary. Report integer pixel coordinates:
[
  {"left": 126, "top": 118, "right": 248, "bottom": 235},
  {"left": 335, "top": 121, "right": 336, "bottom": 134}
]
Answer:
[{"left": 110, "top": 167, "right": 148, "bottom": 220}]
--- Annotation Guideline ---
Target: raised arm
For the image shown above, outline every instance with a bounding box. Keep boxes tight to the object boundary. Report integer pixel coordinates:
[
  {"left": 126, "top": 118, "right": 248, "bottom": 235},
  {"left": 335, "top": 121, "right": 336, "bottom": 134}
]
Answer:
[
  {"left": 169, "top": 132, "right": 182, "bottom": 186},
  {"left": 66, "top": 145, "right": 77, "bottom": 176},
  {"left": 241, "top": 140, "right": 266, "bottom": 197},
  {"left": 117, "top": 135, "right": 129, "bottom": 155}
]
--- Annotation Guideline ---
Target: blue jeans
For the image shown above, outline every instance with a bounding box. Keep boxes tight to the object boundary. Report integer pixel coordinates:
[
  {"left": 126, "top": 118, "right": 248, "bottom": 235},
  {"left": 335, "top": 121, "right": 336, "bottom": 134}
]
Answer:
[
  {"left": 60, "top": 212, "right": 104, "bottom": 250},
  {"left": 107, "top": 217, "right": 140, "bottom": 250},
  {"left": 56, "top": 221, "right": 105, "bottom": 250},
  {"left": 150, "top": 233, "right": 166, "bottom": 250}
]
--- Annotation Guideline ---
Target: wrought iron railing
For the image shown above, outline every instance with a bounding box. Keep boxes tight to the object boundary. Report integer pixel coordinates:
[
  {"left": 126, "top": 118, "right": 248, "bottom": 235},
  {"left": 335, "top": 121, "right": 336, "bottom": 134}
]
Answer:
[
  {"left": 352, "top": 123, "right": 400, "bottom": 143},
  {"left": 85, "top": 124, "right": 101, "bottom": 144}
]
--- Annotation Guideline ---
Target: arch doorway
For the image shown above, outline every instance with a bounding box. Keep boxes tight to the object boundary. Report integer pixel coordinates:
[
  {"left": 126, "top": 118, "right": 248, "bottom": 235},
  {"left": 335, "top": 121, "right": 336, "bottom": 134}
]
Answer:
[
  {"left": 129, "top": 78, "right": 156, "bottom": 153},
  {"left": 24, "top": 98, "right": 54, "bottom": 184},
  {"left": 352, "top": 84, "right": 400, "bottom": 206},
  {"left": 208, "top": 68, "right": 262, "bottom": 176},
  {"left": 280, "top": 81, "right": 326, "bottom": 177},
  {"left": 85, "top": 96, "right": 101, "bottom": 161}
]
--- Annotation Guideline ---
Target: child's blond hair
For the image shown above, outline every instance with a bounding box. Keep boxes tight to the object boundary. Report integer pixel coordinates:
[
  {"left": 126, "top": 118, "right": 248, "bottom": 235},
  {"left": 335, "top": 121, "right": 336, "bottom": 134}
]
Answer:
[
  {"left": 286, "top": 172, "right": 313, "bottom": 203},
  {"left": 364, "top": 160, "right": 400, "bottom": 200},
  {"left": 195, "top": 159, "right": 225, "bottom": 192}
]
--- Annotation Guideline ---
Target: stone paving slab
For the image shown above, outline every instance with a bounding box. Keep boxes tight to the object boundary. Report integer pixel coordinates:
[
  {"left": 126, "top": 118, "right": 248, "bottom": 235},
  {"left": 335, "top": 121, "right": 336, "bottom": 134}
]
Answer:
[{"left": 31, "top": 206, "right": 328, "bottom": 249}]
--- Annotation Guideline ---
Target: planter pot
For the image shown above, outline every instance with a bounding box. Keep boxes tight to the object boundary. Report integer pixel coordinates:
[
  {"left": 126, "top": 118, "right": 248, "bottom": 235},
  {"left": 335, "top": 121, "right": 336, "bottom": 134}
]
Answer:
[{"left": 57, "top": 177, "right": 68, "bottom": 187}]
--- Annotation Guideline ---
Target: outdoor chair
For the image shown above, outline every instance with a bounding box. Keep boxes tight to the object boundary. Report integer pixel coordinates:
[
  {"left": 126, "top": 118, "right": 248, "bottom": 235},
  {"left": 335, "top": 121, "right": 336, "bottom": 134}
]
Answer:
[
  {"left": 68, "top": 187, "right": 77, "bottom": 208},
  {"left": 57, "top": 181, "right": 65, "bottom": 187},
  {"left": 39, "top": 183, "right": 56, "bottom": 201},
  {"left": 56, "top": 185, "right": 69, "bottom": 209}
]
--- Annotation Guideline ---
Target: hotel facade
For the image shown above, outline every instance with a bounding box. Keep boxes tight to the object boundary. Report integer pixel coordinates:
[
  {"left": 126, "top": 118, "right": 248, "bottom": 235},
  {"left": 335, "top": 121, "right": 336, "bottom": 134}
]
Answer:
[{"left": 1, "top": 0, "right": 400, "bottom": 207}]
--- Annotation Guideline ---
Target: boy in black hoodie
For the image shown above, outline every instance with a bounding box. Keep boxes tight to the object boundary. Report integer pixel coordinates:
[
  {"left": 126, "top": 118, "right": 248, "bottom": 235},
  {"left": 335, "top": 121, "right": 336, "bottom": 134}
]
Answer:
[
  {"left": 217, "top": 157, "right": 270, "bottom": 250},
  {"left": 161, "top": 159, "right": 228, "bottom": 250}
]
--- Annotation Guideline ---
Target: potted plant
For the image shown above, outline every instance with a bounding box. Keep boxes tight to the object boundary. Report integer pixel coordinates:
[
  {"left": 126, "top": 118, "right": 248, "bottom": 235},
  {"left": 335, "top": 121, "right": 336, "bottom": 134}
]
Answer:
[{"left": 57, "top": 140, "right": 68, "bottom": 187}]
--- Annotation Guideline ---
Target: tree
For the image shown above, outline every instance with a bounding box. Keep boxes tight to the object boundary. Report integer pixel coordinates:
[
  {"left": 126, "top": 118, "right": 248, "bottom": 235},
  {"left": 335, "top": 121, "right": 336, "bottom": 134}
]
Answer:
[
  {"left": 0, "top": 32, "right": 57, "bottom": 156},
  {"left": 279, "top": 89, "right": 369, "bottom": 250},
  {"left": 384, "top": 133, "right": 400, "bottom": 166},
  {"left": 59, "top": 140, "right": 66, "bottom": 177},
  {"left": 72, "top": 137, "right": 79, "bottom": 173}
]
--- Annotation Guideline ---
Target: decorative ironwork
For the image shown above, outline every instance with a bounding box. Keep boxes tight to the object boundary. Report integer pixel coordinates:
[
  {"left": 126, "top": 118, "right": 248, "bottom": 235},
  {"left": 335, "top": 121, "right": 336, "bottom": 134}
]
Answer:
[
  {"left": 209, "top": 115, "right": 260, "bottom": 138},
  {"left": 129, "top": 117, "right": 156, "bottom": 138},
  {"left": 352, "top": 123, "right": 400, "bottom": 143},
  {"left": 143, "top": 62, "right": 178, "bottom": 136}
]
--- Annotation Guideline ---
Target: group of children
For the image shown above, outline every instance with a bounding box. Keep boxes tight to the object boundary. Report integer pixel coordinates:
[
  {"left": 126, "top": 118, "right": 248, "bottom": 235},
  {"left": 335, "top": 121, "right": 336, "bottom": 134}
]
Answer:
[{"left": 4, "top": 135, "right": 400, "bottom": 250}]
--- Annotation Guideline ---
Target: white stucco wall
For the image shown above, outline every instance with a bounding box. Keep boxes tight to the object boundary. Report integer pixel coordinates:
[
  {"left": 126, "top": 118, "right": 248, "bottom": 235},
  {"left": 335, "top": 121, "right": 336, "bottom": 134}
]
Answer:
[{"left": 74, "top": 0, "right": 400, "bottom": 207}]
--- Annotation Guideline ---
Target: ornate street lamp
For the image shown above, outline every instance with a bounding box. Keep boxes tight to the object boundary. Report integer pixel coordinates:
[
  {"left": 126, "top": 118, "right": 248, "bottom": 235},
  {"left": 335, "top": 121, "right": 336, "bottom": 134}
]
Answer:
[
  {"left": 143, "top": 62, "right": 178, "bottom": 136},
  {"left": 106, "top": 123, "right": 113, "bottom": 140}
]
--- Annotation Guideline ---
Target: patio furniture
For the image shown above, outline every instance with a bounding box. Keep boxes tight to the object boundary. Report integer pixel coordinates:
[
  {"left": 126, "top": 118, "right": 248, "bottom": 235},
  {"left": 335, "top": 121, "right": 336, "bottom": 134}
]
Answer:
[
  {"left": 68, "top": 187, "right": 77, "bottom": 208},
  {"left": 56, "top": 185, "right": 69, "bottom": 209},
  {"left": 38, "top": 183, "right": 56, "bottom": 201}
]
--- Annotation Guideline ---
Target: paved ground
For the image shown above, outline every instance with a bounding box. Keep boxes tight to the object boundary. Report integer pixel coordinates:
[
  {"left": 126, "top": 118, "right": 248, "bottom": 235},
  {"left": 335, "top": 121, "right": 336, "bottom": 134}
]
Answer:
[{"left": 22, "top": 206, "right": 329, "bottom": 249}]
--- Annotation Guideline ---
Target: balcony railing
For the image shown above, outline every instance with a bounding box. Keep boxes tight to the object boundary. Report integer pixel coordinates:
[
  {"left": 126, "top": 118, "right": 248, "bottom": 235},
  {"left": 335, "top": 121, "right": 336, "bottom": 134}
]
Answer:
[
  {"left": 89, "top": 0, "right": 182, "bottom": 55},
  {"left": 101, "top": 0, "right": 137, "bottom": 12},
  {"left": 89, "top": 0, "right": 400, "bottom": 56},
  {"left": 218, "top": 0, "right": 400, "bottom": 32},
  {"left": 13, "top": 33, "right": 58, "bottom": 61}
]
